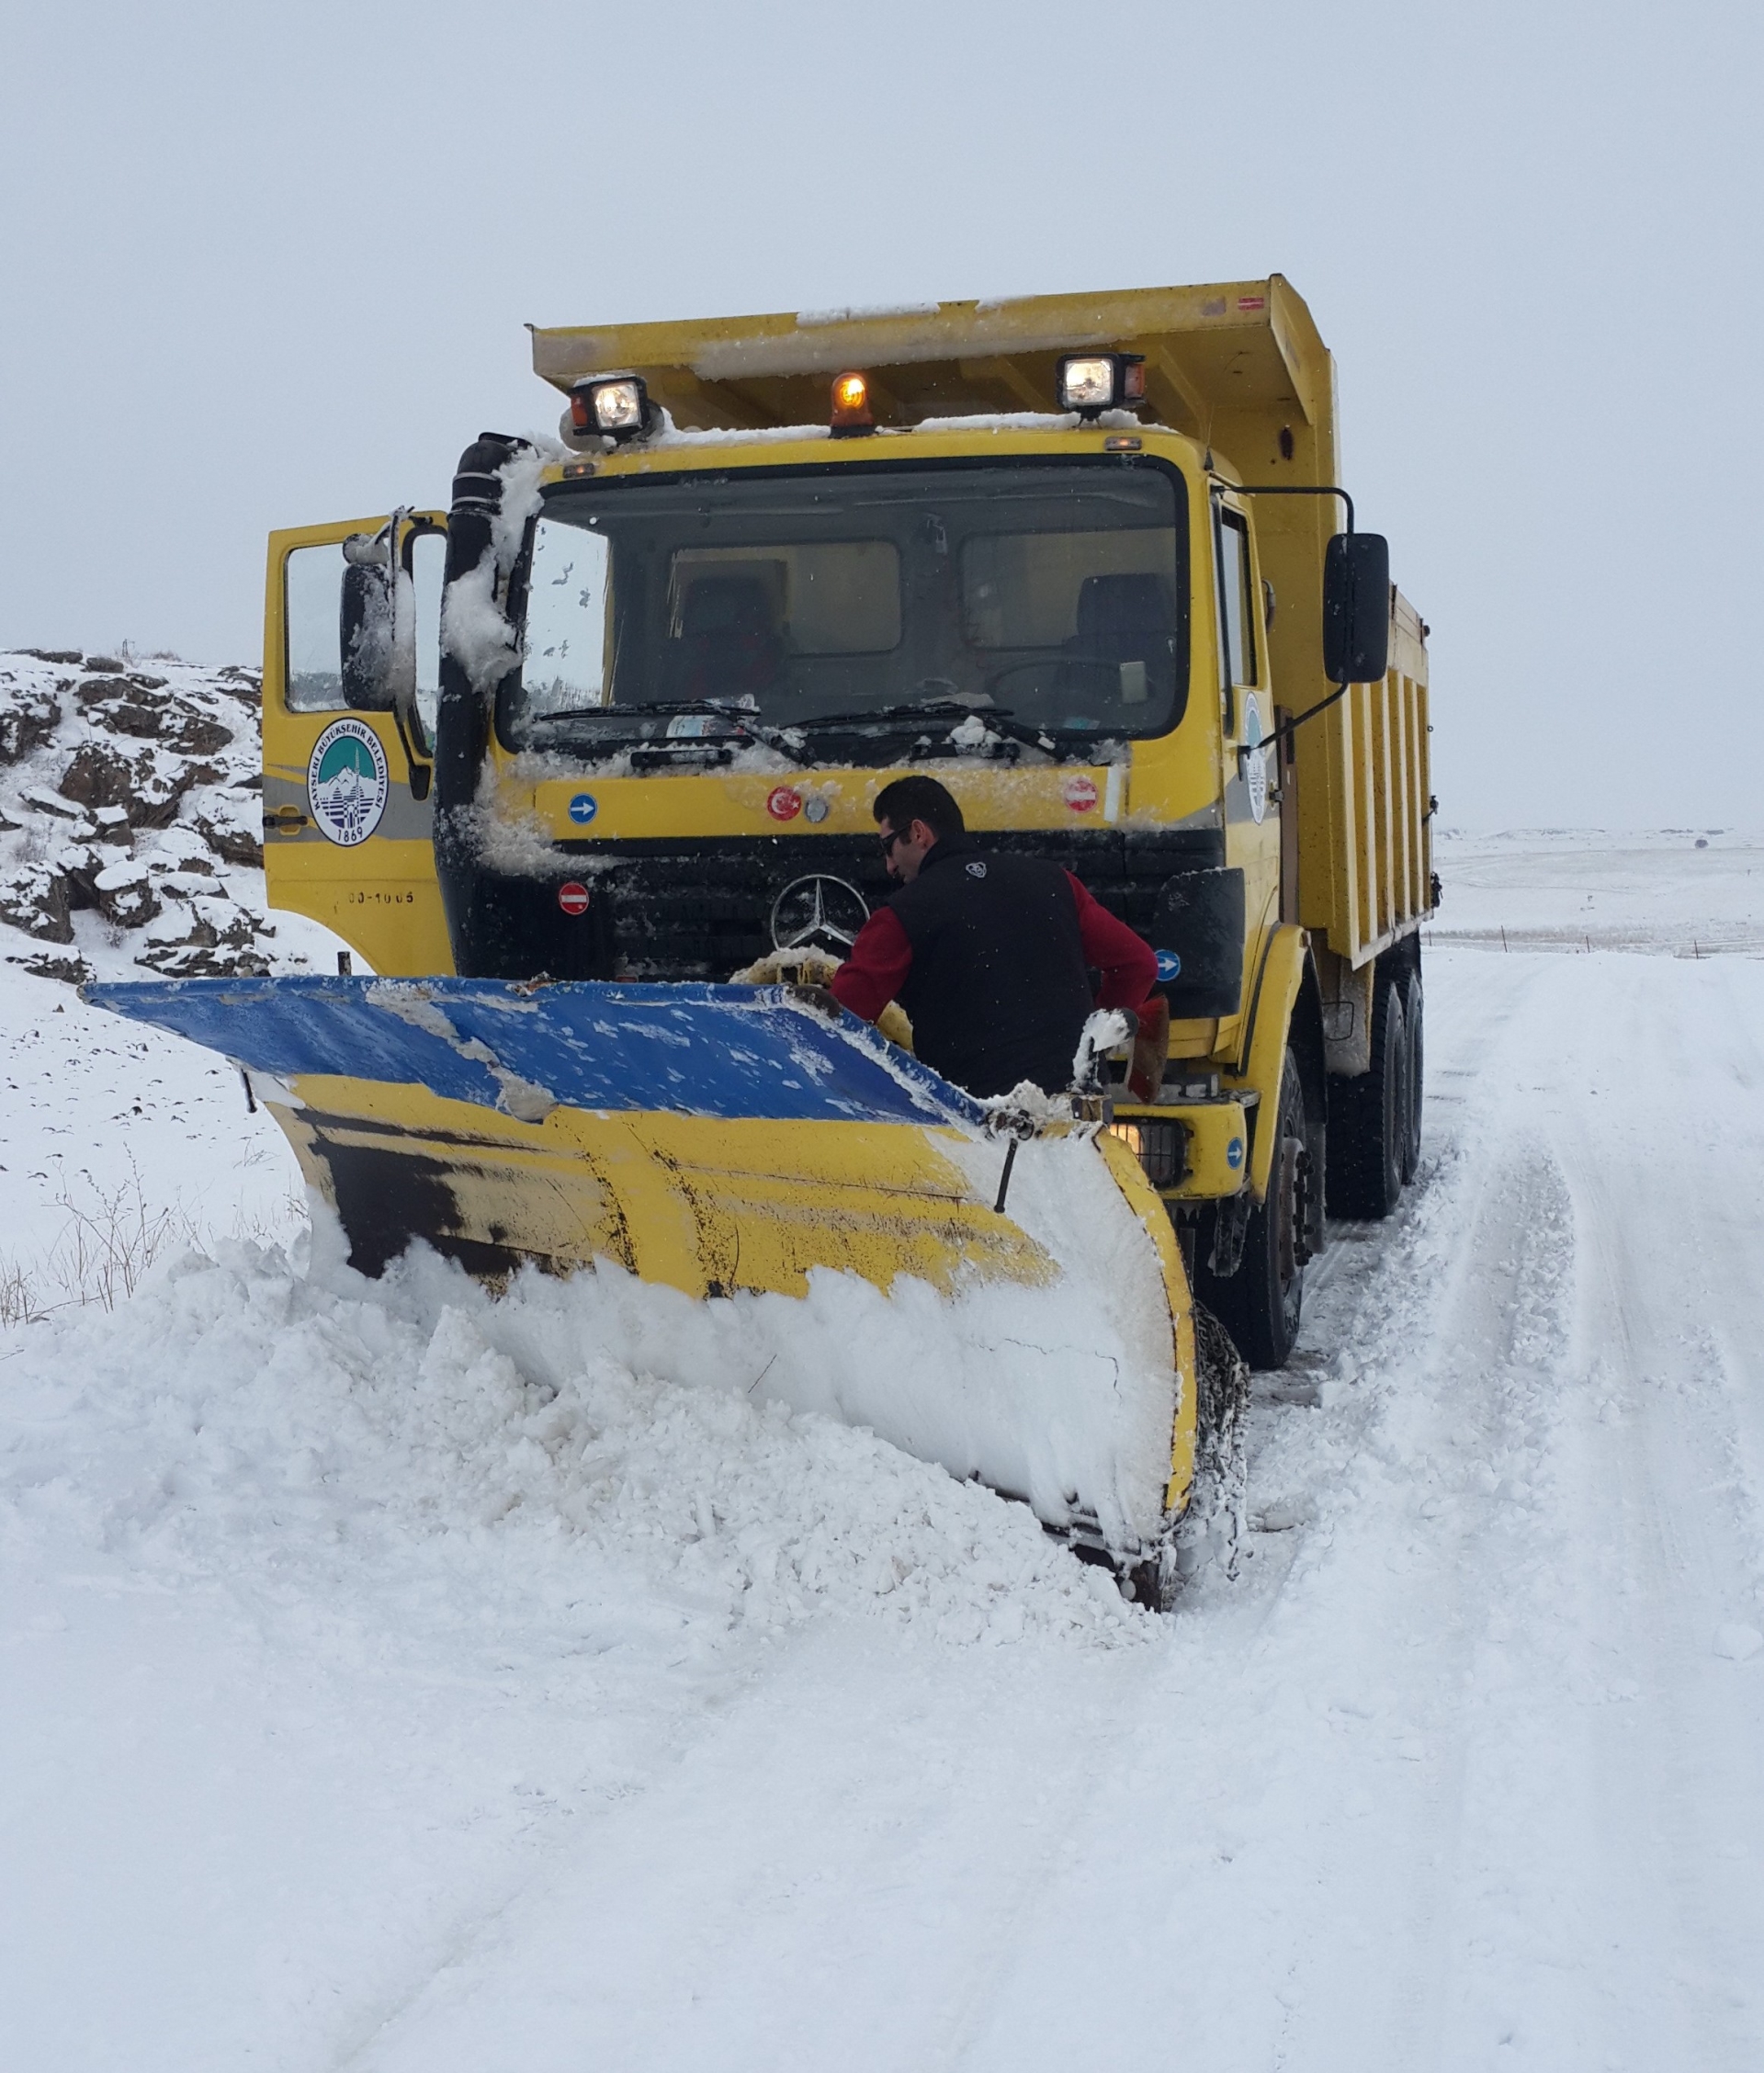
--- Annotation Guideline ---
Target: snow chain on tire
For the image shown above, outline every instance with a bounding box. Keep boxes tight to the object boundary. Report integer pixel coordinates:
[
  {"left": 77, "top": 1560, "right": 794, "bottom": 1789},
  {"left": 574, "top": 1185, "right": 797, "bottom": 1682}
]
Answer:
[
  {"left": 1191, "top": 1302, "right": 1250, "bottom": 1571},
  {"left": 1131, "top": 1303, "right": 1250, "bottom": 1607}
]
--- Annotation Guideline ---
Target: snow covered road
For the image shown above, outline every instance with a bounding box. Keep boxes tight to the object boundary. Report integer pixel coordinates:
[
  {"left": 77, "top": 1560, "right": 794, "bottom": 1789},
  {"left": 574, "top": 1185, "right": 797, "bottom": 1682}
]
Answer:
[{"left": 4, "top": 848, "right": 1764, "bottom": 2068}]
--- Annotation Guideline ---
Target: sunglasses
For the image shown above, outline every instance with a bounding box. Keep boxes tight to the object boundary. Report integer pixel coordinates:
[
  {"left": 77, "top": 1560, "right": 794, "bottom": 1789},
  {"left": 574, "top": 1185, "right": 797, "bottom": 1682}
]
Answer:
[{"left": 878, "top": 825, "right": 913, "bottom": 855}]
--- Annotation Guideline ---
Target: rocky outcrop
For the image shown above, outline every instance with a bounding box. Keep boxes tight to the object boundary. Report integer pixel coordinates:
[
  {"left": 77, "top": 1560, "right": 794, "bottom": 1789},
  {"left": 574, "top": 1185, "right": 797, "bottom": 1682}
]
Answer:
[
  {"left": 0, "top": 650, "right": 279, "bottom": 980},
  {"left": 0, "top": 861, "right": 74, "bottom": 943},
  {"left": 137, "top": 897, "right": 270, "bottom": 977},
  {"left": 94, "top": 859, "right": 160, "bottom": 928},
  {"left": 0, "top": 682, "right": 64, "bottom": 765},
  {"left": 58, "top": 740, "right": 196, "bottom": 826}
]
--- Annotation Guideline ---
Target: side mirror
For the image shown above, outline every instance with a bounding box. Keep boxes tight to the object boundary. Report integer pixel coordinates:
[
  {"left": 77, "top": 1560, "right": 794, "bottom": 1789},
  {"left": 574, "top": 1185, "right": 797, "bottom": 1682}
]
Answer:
[
  {"left": 339, "top": 529, "right": 416, "bottom": 713},
  {"left": 340, "top": 557, "right": 396, "bottom": 710},
  {"left": 1322, "top": 532, "right": 1390, "bottom": 685}
]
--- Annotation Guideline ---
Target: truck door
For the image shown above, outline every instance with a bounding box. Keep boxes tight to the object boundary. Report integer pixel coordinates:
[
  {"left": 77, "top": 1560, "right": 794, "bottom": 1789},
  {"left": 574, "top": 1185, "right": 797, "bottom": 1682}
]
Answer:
[{"left": 262, "top": 511, "right": 456, "bottom": 975}]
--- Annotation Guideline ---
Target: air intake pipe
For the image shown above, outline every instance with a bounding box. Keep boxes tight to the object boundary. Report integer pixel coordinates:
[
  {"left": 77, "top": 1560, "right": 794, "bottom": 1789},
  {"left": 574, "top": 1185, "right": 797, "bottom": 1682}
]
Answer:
[
  {"left": 434, "top": 434, "right": 532, "bottom": 825},
  {"left": 431, "top": 436, "right": 610, "bottom": 981}
]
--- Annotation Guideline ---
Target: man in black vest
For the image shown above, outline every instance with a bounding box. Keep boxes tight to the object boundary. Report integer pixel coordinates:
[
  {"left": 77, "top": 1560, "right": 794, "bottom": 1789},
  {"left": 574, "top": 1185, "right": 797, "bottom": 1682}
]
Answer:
[{"left": 829, "top": 775, "right": 1158, "bottom": 1099}]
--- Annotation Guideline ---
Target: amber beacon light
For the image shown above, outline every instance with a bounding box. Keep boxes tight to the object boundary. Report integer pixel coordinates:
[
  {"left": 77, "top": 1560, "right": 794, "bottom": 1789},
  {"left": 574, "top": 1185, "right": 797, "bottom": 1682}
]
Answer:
[{"left": 830, "top": 370, "right": 875, "bottom": 436}]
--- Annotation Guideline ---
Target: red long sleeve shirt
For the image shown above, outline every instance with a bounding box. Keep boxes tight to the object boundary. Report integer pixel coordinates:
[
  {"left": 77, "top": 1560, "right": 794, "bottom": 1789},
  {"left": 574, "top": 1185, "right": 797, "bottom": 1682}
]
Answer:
[{"left": 831, "top": 869, "right": 1157, "bottom": 1025}]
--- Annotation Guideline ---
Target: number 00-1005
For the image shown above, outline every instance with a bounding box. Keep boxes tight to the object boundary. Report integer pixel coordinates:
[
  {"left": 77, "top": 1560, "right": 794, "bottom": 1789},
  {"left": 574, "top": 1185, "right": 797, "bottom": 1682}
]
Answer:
[{"left": 345, "top": 889, "right": 417, "bottom": 905}]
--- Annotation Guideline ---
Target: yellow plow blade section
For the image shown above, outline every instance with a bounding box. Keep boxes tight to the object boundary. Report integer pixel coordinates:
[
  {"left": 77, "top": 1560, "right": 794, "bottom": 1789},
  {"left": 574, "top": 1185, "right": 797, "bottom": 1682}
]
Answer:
[{"left": 273, "top": 1078, "right": 1058, "bottom": 1299}]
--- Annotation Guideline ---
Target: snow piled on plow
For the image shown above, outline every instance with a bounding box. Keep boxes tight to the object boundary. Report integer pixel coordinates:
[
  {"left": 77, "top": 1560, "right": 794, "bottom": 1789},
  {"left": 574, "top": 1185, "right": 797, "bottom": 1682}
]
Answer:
[
  {"left": 3, "top": 1222, "right": 1143, "bottom": 1651},
  {"left": 544, "top": 1129, "right": 1183, "bottom": 1556}
]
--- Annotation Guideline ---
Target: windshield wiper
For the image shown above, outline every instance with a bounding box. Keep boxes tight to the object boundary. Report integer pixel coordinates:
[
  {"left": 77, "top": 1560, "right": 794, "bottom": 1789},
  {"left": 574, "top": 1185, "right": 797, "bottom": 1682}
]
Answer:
[
  {"left": 526, "top": 699, "right": 813, "bottom": 765},
  {"left": 779, "top": 704, "right": 938, "bottom": 733},
  {"left": 787, "top": 697, "right": 1066, "bottom": 757}
]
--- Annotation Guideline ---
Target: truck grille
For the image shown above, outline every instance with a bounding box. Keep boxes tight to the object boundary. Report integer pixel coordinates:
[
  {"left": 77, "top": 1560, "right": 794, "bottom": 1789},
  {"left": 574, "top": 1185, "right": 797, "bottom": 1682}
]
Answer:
[{"left": 560, "top": 827, "right": 1224, "bottom": 980}]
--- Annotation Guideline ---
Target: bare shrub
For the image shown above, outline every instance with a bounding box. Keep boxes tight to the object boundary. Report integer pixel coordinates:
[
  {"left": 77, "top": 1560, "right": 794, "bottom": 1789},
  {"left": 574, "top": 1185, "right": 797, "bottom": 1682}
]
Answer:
[
  {"left": 0, "top": 1161, "right": 308, "bottom": 1329},
  {"left": 0, "top": 1255, "right": 49, "bottom": 1329},
  {"left": 40, "top": 1156, "right": 198, "bottom": 1313}
]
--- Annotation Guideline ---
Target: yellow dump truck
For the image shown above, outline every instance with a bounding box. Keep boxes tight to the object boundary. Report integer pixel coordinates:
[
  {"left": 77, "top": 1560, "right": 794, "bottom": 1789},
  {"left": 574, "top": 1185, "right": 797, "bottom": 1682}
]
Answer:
[{"left": 87, "top": 275, "right": 1434, "bottom": 1603}]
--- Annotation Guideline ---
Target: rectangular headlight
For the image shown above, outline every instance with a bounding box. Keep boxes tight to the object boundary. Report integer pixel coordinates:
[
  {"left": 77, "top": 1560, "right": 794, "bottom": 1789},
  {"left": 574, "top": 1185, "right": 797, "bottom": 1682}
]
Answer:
[
  {"left": 1105, "top": 1118, "right": 1186, "bottom": 1188},
  {"left": 590, "top": 378, "right": 647, "bottom": 432},
  {"left": 1057, "top": 352, "right": 1148, "bottom": 419},
  {"left": 568, "top": 374, "right": 652, "bottom": 441},
  {"left": 1058, "top": 356, "right": 1117, "bottom": 412}
]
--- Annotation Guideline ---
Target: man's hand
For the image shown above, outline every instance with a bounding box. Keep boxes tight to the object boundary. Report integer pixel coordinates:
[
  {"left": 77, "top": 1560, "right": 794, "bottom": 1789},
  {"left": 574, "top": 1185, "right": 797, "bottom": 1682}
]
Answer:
[{"left": 788, "top": 984, "right": 842, "bottom": 1019}]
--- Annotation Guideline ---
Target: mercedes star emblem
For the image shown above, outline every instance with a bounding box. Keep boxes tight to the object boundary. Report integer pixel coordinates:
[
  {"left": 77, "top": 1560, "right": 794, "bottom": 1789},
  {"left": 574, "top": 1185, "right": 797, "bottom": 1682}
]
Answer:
[{"left": 769, "top": 874, "right": 870, "bottom": 955}]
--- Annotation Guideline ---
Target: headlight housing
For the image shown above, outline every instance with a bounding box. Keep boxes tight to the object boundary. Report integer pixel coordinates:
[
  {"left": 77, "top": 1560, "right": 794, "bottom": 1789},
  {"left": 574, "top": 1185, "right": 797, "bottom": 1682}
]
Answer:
[
  {"left": 568, "top": 373, "right": 654, "bottom": 442},
  {"left": 1104, "top": 1117, "right": 1187, "bottom": 1188},
  {"left": 1057, "top": 353, "right": 1148, "bottom": 419}
]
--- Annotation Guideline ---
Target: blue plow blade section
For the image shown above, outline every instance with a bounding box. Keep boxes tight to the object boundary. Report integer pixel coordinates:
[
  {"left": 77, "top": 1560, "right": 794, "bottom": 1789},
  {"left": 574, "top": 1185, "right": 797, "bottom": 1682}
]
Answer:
[{"left": 80, "top": 976, "right": 988, "bottom": 1130}]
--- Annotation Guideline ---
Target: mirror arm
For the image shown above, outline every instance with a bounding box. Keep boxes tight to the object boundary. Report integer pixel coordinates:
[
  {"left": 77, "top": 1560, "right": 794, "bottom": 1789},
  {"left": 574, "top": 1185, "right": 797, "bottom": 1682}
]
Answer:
[
  {"left": 1252, "top": 678, "right": 1355, "bottom": 769},
  {"left": 1207, "top": 479, "right": 1355, "bottom": 534},
  {"left": 1208, "top": 481, "right": 1364, "bottom": 759},
  {"left": 390, "top": 697, "right": 433, "bottom": 801}
]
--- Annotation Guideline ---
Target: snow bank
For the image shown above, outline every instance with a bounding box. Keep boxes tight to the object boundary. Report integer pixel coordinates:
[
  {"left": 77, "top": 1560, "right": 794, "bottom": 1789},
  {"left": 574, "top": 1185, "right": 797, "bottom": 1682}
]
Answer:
[{"left": 1, "top": 1223, "right": 1145, "bottom": 1650}]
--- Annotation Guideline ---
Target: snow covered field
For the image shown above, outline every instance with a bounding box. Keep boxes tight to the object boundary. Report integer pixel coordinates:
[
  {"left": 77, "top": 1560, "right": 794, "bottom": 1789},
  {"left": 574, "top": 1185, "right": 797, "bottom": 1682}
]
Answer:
[{"left": 4, "top": 831, "right": 1763, "bottom": 2070}]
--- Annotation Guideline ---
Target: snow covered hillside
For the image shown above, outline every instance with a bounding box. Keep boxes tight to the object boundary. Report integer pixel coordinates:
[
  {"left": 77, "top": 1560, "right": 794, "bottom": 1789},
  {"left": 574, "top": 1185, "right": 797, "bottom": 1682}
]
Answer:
[
  {"left": 3, "top": 753, "right": 1763, "bottom": 2065},
  {"left": 0, "top": 648, "right": 342, "bottom": 1284}
]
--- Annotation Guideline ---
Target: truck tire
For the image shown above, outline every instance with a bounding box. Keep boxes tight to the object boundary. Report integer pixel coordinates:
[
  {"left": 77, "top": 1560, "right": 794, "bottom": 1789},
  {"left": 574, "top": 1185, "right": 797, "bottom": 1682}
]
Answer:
[
  {"left": 1195, "top": 1047, "right": 1310, "bottom": 1369},
  {"left": 1326, "top": 969, "right": 1408, "bottom": 1219},
  {"left": 1401, "top": 965, "right": 1423, "bottom": 1184}
]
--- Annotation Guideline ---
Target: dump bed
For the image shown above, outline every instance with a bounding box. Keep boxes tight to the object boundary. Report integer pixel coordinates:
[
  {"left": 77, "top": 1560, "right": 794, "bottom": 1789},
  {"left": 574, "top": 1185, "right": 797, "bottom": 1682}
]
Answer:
[{"left": 1295, "top": 589, "right": 1433, "bottom": 971}]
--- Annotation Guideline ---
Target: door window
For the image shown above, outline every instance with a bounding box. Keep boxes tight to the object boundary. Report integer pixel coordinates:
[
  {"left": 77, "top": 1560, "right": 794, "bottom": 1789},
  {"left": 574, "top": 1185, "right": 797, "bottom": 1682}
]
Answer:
[
  {"left": 285, "top": 542, "right": 348, "bottom": 711},
  {"left": 1216, "top": 509, "right": 1257, "bottom": 689}
]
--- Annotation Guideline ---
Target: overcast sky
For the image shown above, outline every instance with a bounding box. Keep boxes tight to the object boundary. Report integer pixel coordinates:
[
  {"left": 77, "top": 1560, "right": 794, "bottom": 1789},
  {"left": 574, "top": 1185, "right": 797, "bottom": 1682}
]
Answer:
[{"left": 3, "top": 0, "right": 1757, "bottom": 829}]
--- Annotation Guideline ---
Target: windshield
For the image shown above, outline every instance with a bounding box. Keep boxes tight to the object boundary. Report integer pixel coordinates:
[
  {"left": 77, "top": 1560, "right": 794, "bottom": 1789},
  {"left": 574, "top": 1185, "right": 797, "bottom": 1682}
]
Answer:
[{"left": 500, "top": 459, "right": 1188, "bottom": 760}]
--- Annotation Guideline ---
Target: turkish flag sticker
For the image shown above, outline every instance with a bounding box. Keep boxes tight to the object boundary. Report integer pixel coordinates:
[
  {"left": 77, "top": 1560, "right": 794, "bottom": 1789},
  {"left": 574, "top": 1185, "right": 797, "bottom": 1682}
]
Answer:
[
  {"left": 766, "top": 786, "right": 803, "bottom": 821},
  {"left": 558, "top": 881, "right": 591, "bottom": 916}
]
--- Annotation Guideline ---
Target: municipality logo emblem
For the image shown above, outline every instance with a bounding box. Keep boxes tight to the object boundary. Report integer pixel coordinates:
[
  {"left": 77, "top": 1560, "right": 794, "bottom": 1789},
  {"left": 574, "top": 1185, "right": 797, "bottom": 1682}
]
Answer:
[{"left": 308, "top": 718, "right": 390, "bottom": 847}]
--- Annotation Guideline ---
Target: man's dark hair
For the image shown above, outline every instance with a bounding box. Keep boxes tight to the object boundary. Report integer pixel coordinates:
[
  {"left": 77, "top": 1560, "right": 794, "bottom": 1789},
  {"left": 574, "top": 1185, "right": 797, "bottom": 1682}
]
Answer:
[{"left": 873, "top": 775, "right": 965, "bottom": 844}]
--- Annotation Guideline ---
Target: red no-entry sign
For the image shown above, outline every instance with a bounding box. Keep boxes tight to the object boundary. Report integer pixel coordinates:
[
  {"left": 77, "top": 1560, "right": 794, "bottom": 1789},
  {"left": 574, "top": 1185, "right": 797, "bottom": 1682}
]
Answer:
[{"left": 558, "top": 881, "right": 591, "bottom": 916}]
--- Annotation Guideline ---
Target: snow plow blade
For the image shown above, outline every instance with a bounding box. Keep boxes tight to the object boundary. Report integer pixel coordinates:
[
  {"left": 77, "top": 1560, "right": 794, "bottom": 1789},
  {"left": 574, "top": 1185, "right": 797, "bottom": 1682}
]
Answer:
[{"left": 84, "top": 976, "right": 1197, "bottom": 1564}]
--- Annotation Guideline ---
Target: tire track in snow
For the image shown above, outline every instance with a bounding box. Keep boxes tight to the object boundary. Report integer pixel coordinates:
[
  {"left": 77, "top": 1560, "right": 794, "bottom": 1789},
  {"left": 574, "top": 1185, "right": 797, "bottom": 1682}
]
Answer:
[
  {"left": 1233, "top": 947, "right": 1764, "bottom": 2067},
  {"left": 953, "top": 946, "right": 1760, "bottom": 2070},
  {"left": 1507, "top": 956, "right": 1764, "bottom": 2065},
  {"left": 800, "top": 953, "right": 1588, "bottom": 2070}
]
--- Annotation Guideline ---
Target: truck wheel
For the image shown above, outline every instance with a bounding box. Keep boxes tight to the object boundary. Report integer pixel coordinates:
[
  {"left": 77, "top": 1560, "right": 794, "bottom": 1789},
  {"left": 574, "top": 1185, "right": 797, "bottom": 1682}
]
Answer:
[
  {"left": 1195, "top": 1047, "right": 1309, "bottom": 1369},
  {"left": 1401, "top": 965, "right": 1423, "bottom": 1184},
  {"left": 1327, "top": 969, "right": 1408, "bottom": 1219}
]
